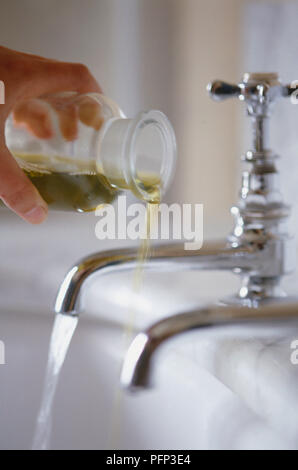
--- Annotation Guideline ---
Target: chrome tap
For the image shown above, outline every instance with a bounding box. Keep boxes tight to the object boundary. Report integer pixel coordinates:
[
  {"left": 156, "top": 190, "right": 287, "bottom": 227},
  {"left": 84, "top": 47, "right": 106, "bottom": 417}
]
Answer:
[
  {"left": 121, "top": 300, "right": 298, "bottom": 391},
  {"left": 55, "top": 72, "right": 297, "bottom": 317}
]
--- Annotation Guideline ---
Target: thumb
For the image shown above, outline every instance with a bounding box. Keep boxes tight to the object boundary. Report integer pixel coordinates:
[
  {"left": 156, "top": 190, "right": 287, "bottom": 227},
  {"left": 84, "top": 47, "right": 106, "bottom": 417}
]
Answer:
[{"left": 0, "top": 143, "right": 48, "bottom": 224}]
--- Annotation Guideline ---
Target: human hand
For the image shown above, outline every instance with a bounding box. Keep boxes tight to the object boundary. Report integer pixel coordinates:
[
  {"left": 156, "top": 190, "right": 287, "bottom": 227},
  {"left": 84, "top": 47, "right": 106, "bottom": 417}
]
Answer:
[
  {"left": 12, "top": 92, "right": 104, "bottom": 142},
  {"left": 0, "top": 46, "right": 102, "bottom": 223}
]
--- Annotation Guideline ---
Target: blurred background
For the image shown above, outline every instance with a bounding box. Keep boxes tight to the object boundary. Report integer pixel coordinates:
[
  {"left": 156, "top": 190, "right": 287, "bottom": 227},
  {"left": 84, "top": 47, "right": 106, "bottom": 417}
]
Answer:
[{"left": 0, "top": 0, "right": 298, "bottom": 311}]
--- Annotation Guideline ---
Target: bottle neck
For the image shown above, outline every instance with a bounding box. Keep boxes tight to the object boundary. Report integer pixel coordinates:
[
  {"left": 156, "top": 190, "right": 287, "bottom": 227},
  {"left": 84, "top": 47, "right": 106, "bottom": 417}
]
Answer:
[{"left": 96, "top": 110, "right": 176, "bottom": 203}]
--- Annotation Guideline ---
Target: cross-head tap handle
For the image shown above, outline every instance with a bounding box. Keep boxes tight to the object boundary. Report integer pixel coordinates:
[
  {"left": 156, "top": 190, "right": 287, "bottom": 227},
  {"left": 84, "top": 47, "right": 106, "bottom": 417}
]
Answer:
[
  {"left": 207, "top": 73, "right": 298, "bottom": 116},
  {"left": 207, "top": 73, "right": 298, "bottom": 157}
]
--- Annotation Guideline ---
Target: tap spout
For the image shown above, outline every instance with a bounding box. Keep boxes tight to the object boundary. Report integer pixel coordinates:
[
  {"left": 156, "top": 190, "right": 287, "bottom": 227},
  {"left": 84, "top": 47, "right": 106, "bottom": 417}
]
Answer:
[
  {"left": 55, "top": 240, "right": 258, "bottom": 315},
  {"left": 121, "top": 300, "right": 298, "bottom": 391}
]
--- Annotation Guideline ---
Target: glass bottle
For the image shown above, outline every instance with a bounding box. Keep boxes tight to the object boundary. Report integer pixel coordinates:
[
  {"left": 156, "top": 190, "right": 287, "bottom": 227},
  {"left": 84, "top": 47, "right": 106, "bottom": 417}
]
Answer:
[{"left": 5, "top": 93, "right": 176, "bottom": 212}]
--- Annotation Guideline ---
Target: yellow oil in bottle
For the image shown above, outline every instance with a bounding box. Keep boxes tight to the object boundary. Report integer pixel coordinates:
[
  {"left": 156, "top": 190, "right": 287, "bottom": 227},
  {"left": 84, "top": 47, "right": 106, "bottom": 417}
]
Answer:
[
  {"left": 25, "top": 171, "right": 117, "bottom": 212},
  {"left": 12, "top": 153, "right": 117, "bottom": 212},
  {"left": 12, "top": 153, "right": 161, "bottom": 212}
]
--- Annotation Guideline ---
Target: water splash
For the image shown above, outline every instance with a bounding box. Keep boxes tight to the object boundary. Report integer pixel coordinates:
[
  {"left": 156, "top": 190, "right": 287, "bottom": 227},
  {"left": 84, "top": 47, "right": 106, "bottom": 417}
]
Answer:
[{"left": 32, "top": 313, "right": 78, "bottom": 450}]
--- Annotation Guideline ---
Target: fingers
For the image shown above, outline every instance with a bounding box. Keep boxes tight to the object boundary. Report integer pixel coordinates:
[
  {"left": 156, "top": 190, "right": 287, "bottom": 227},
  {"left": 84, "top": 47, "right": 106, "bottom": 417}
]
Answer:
[
  {"left": 0, "top": 48, "right": 103, "bottom": 224},
  {"left": 13, "top": 60, "right": 104, "bottom": 140},
  {"left": 56, "top": 102, "right": 78, "bottom": 141},
  {"left": 22, "top": 61, "right": 103, "bottom": 102},
  {"left": 12, "top": 99, "right": 53, "bottom": 139},
  {"left": 77, "top": 96, "right": 104, "bottom": 130},
  {"left": 42, "top": 95, "right": 79, "bottom": 141},
  {"left": 12, "top": 93, "right": 103, "bottom": 141},
  {"left": 0, "top": 143, "right": 48, "bottom": 224},
  {"left": 52, "top": 62, "right": 103, "bottom": 95}
]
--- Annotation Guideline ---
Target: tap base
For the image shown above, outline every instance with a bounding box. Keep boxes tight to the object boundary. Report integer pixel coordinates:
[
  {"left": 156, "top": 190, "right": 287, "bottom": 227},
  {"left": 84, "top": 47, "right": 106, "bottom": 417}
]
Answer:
[{"left": 220, "top": 276, "right": 287, "bottom": 308}]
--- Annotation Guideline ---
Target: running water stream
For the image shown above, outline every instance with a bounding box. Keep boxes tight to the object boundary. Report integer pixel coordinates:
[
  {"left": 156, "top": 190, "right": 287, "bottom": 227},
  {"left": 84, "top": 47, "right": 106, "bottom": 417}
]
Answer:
[{"left": 32, "top": 313, "right": 78, "bottom": 450}]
